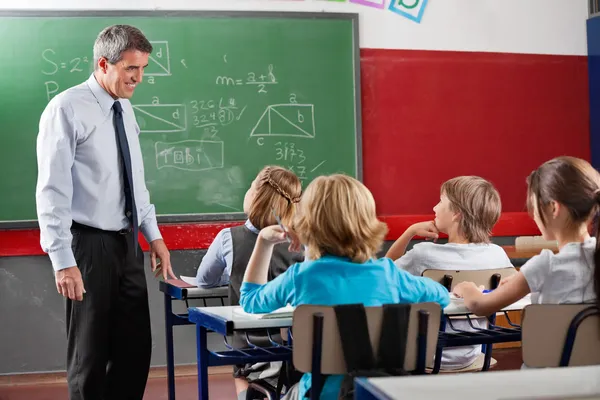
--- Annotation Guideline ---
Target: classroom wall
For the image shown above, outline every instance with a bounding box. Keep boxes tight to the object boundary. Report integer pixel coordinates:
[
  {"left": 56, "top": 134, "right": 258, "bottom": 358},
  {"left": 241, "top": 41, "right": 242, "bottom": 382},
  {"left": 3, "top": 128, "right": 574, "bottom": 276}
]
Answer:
[{"left": 0, "top": 0, "right": 590, "bottom": 374}]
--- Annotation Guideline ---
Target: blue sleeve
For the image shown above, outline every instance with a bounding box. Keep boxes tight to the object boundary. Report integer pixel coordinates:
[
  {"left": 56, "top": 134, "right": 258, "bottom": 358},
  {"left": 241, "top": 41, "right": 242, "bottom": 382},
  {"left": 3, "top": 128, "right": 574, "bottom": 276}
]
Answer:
[
  {"left": 239, "top": 265, "right": 297, "bottom": 313},
  {"left": 195, "top": 229, "right": 230, "bottom": 288},
  {"left": 396, "top": 268, "right": 450, "bottom": 308}
]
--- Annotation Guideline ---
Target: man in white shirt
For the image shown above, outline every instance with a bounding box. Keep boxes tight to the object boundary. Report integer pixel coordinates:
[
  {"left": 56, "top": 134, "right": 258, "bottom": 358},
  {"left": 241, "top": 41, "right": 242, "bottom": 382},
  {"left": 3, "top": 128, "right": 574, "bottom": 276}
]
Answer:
[{"left": 36, "top": 25, "right": 176, "bottom": 399}]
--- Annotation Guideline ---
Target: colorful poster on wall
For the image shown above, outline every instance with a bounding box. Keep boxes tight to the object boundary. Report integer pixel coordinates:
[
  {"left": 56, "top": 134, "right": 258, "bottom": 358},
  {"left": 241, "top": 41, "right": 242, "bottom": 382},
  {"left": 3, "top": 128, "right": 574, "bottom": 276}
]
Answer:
[
  {"left": 388, "top": 0, "right": 428, "bottom": 23},
  {"left": 349, "top": 0, "right": 385, "bottom": 8}
]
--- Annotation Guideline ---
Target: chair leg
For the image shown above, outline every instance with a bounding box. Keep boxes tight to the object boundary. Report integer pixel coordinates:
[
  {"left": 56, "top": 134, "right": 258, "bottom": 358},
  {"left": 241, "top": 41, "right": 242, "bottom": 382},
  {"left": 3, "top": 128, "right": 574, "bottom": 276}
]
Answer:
[{"left": 247, "top": 382, "right": 276, "bottom": 400}]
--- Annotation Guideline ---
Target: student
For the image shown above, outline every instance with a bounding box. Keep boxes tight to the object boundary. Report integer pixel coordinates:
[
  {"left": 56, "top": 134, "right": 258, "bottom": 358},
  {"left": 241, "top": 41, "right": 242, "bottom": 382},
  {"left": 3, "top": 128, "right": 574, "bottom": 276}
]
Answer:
[
  {"left": 195, "top": 165, "right": 303, "bottom": 400},
  {"left": 386, "top": 176, "right": 512, "bottom": 370},
  {"left": 454, "top": 156, "right": 599, "bottom": 317},
  {"left": 239, "top": 174, "right": 450, "bottom": 400}
]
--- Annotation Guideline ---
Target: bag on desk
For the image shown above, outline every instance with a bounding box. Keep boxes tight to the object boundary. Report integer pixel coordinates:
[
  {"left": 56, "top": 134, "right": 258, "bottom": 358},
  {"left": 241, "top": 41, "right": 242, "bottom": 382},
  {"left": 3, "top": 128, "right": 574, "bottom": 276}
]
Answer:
[{"left": 335, "top": 304, "right": 410, "bottom": 400}]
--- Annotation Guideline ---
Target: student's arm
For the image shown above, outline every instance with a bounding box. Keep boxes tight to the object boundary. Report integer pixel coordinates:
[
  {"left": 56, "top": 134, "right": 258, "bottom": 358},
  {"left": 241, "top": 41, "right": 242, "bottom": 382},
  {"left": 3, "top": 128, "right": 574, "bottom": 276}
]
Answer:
[
  {"left": 386, "top": 221, "right": 439, "bottom": 260},
  {"left": 396, "top": 268, "right": 450, "bottom": 308},
  {"left": 195, "top": 229, "right": 231, "bottom": 288},
  {"left": 240, "top": 225, "right": 300, "bottom": 313},
  {"left": 454, "top": 272, "right": 530, "bottom": 316},
  {"left": 240, "top": 267, "right": 297, "bottom": 313},
  {"left": 454, "top": 251, "right": 549, "bottom": 316}
]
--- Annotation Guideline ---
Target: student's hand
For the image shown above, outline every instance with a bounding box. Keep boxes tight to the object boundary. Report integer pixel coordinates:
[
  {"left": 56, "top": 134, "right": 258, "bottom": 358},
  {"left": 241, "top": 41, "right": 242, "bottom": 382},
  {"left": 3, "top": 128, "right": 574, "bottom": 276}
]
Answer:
[
  {"left": 409, "top": 221, "right": 439, "bottom": 240},
  {"left": 499, "top": 274, "right": 516, "bottom": 287},
  {"left": 55, "top": 266, "right": 86, "bottom": 301},
  {"left": 150, "top": 239, "right": 176, "bottom": 280},
  {"left": 453, "top": 281, "right": 483, "bottom": 298},
  {"left": 259, "top": 225, "right": 303, "bottom": 252}
]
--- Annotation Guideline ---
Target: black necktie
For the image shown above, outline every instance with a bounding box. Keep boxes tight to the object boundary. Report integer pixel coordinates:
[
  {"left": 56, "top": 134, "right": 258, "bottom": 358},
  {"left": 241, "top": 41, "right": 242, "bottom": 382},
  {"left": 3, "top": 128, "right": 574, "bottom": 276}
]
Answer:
[{"left": 113, "top": 101, "right": 139, "bottom": 254}]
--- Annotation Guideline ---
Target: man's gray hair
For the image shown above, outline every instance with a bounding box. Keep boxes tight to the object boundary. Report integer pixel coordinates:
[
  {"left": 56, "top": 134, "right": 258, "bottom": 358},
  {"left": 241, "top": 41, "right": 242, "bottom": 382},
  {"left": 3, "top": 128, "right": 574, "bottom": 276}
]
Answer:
[{"left": 93, "top": 25, "right": 153, "bottom": 68}]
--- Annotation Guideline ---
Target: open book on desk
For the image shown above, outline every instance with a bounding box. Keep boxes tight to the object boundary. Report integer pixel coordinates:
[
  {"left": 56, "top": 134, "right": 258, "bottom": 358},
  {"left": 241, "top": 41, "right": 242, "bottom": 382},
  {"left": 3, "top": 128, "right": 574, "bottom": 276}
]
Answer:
[
  {"left": 165, "top": 275, "right": 197, "bottom": 288},
  {"left": 233, "top": 305, "right": 295, "bottom": 320}
]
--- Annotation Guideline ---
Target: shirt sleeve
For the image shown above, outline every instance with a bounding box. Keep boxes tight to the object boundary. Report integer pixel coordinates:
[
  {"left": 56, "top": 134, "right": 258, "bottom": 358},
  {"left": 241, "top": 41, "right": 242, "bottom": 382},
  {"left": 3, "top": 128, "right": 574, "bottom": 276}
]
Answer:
[
  {"left": 239, "top": 265, "right": 298, "bottom": 313},
  {"left": 195, "top": 228, "right": 231, "bottom": 288},
  {"left": 396, "top": 268, "right": 450, "bottom": 308},
  {"left": 35, "top": 101, "right": 78, "bottom": 272},
  {"left": 393, "top": 244, "right": 425, "bottom": 276},
  {"left": 520, "top": 250, "right": 553, "bottom": 293},
  {"left": 130, "top": 104, "right": 162, "bottom": 243}
]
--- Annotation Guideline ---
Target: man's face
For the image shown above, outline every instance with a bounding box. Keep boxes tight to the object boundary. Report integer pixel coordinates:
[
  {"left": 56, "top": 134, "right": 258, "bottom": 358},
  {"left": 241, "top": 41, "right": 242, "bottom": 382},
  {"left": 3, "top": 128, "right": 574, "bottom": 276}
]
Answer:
[{"left": 98, "top": 49, "right": 149, "bottom": 99}]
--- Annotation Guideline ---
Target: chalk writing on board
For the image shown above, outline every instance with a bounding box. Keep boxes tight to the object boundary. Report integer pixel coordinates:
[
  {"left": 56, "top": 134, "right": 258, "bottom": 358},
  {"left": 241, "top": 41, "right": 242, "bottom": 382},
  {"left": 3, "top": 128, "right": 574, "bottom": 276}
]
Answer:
[
  {"left": 133, "top": 104, "right": 187, "bottom": 133},
  {"left": 42, "top": 48, "right": 90, "bottom": 76},
  {"left": 155, "top": 140, "right": 224, "bottom": 171},
  {"left": 146, "top": 41, "right": 171, "bottom": 76},
  {"left": 41, "top": 48, "right": 90, "bottom": 100},
  {"left": 274, "top": 141, "right": 308, "bottom": 180},
  {"left": 189, "top": 97, "right": 248, "bottom": 138},
  {"left": 215, "top": 64, "right": 277, "bottom": 94},
  {"left": 310, "top": 160, "right": 327, "bottom": 173},
  {"left": 250, "top": 104, "right": 316, "bottom": 139}
]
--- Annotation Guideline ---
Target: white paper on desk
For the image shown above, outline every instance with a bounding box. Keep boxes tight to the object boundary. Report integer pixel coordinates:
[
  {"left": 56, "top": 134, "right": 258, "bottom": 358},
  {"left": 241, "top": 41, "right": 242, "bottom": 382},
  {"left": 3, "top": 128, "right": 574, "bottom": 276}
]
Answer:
[
  {"left": 233, "top": 305, "right": 295, "bottom": 320},
  {"left": 180, "top": 275, "right": 198, "bottom": 286}
]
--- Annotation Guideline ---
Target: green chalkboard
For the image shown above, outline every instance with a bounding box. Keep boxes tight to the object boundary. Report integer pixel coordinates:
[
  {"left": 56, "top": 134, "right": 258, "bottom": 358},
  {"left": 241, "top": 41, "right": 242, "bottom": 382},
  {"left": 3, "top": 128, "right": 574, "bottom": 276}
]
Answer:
[{"left": 0, "top": 11, "right": 361, "bottom": 226}]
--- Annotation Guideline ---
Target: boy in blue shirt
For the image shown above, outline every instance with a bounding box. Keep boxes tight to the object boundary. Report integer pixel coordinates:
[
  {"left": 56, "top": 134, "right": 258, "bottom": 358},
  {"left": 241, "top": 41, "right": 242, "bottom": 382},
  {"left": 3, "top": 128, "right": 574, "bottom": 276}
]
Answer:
[{"left": 240, "top": 174, "right": 449, "bottom": 400}]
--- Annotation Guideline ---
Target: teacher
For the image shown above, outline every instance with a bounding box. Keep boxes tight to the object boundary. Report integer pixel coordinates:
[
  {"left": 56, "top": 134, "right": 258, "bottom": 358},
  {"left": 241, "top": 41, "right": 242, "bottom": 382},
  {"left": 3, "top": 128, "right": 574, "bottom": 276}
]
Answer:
[{"left": 35, "top": 24, "right": 176, "bottom": 399}]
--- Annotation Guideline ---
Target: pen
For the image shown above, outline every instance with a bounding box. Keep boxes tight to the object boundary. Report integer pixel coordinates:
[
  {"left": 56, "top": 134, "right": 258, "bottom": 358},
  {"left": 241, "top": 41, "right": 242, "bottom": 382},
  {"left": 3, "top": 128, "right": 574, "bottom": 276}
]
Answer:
[
  {"left": 272, "top": 208, "right": 291, "bottom": 243},
  {"left": 482, "top": 289, "right": 493, "bottom": 294}
]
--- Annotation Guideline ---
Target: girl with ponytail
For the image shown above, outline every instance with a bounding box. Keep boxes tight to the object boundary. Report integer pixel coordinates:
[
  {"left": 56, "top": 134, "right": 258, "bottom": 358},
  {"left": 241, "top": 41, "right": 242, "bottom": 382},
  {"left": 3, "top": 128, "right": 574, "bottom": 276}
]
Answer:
[{"left": 454, "top": 156, "right": 599, "bottom": 315}]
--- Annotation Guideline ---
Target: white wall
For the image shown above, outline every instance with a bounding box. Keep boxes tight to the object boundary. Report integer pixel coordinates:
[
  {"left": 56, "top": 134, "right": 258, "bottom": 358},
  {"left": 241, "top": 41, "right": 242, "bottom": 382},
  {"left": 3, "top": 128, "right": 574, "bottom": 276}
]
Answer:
[{"left": 2, "top": 0, "right": 588, "bottom": 55}]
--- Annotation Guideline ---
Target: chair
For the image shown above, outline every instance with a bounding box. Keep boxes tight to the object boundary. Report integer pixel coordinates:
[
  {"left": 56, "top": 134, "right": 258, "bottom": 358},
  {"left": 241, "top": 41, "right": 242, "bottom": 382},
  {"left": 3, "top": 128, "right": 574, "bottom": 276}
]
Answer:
[
  {"left": 291, "top": 302, "right": 442, "bottom": 399},
  {"left": 422, "top": 267, "right": 517, "bottom": 292},
  {"left": 522, "top": 304, "right": 600, "bottom": 368},
  {"left": 422, "top": 267, "right": 518, "bottom": 373}
]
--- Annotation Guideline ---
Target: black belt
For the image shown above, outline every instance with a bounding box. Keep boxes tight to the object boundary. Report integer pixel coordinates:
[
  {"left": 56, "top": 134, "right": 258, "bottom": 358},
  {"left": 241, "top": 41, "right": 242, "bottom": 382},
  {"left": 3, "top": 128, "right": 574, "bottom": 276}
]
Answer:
[{"left": 71, "top": 221, "right": 132, "bottom": 235}]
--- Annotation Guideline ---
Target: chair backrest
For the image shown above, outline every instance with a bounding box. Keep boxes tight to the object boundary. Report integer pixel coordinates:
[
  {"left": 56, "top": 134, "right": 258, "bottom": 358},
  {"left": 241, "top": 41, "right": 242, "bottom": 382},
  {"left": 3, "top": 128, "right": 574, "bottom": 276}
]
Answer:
[
  {"left": 422, "top": 267, "right": 517, "bottom": 291},
  {"left": 522, "top": 304, "right": 600, "bottom": 367},
  {"left": 515, "top": 235, "right": 559, "bottom": 252},
  {"left": 291, "top": 302, "right": 441, "bottom": 374}
]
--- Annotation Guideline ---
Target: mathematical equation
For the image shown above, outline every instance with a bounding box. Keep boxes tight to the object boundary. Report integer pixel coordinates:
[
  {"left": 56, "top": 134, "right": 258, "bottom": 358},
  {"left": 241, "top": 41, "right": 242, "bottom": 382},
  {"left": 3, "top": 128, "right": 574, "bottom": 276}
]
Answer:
[
  {"left": 41, "top": 48, "right": 90, "bottom": 101},
  {"left": 215, "top": 64, "right": 277, "bottom": 94},
  {"left": 190, "top": 97, "right": 247, "bottom": 138},
  {"left": 155, "top": 140, "right": 224, "bottom": 172}
]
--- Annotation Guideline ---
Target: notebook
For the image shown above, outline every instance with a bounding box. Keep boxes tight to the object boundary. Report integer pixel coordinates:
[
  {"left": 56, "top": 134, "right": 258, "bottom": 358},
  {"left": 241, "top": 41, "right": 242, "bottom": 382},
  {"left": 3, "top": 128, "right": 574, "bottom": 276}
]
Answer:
[{"left": 233, "top": 304, "right": 295, "bottom": 320}]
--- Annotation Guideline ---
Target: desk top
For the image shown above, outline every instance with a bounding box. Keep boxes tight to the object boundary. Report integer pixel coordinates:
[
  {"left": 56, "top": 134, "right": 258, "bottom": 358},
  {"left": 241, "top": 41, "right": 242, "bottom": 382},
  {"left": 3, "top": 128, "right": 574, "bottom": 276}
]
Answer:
[
  {"left": 188, "top": 296, "right": 531, "bottom": 334},
  {"left": 356, "top": 365, "right": 600, "bottom": 400},
  {"left": 159, "top": 281, "right": 228, "bottom": 300},
  {"left": 444, "top": 295, "right": 531, "bottom": 316}
]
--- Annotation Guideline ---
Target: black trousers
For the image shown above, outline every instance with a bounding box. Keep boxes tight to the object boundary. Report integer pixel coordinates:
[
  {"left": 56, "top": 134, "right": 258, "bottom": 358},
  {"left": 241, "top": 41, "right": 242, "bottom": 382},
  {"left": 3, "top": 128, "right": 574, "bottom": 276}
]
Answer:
[{"left": 66, "top": 223, "right": 151, "bottom": 400}]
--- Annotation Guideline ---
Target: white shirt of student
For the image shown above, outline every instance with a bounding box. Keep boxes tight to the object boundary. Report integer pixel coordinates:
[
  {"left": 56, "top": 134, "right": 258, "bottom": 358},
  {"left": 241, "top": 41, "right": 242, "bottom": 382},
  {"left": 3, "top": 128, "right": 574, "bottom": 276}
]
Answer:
[
  {"left": 521, "top": 237, "right": 597, "bottom": 305},
  {"left": 394, "top": 241, "right": 513, "bottom": 370}
]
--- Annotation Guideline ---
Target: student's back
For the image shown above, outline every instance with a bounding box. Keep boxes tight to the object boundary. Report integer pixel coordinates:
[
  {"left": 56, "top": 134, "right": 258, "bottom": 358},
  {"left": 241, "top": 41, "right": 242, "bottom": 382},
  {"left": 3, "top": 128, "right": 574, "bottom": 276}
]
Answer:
[
  {"left": 521, "top": 237, "right": 596, "bottom": 304},
  {"left": 239, "top": 174, "right": 449, "bottom": 400},
  {"left": 389, "top": 176, "right": 511, "bottom": 369},
  {"left": 454, "top": 156, "right": 600, "bottom": 329}
]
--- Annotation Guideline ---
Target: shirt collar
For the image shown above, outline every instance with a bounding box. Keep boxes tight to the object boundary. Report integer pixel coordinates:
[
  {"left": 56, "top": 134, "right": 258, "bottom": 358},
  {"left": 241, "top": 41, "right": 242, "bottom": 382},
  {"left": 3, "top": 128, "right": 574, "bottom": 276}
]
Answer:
[
  {"left": 86, "top": 73, "right": 117, "bottom": 117},
  {"left": 245, "top": 219, "right": 260, "bottom": 234}
]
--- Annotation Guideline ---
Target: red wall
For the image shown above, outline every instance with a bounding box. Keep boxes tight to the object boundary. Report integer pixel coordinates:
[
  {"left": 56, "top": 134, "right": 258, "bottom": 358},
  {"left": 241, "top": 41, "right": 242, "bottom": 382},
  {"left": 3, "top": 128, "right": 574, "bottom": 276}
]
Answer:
[{"left": 0, "top": 48, "right": 589, "bottom": 256}]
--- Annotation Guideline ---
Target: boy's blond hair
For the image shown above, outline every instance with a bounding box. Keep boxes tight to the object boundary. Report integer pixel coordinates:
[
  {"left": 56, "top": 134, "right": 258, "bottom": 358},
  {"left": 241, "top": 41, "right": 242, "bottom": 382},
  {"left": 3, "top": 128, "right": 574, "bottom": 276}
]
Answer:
[
  {"left": 441, "top": 176, "right": 501, "bottom": 243},
  {"left": 294, "top": 174, "right": 387, "bottom": 263},
  {"left": 248, "top": 166, "right": 302, "bottom": 230}
]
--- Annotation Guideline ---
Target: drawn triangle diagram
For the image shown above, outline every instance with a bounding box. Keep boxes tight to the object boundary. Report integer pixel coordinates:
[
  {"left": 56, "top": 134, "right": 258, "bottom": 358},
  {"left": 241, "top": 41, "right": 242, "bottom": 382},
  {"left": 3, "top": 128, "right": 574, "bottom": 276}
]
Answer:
[
  {"left": 250, "top": 104, "right": 315, "bottom": 138},
  {"left": 145, "top": 41, "right": 171, "bottom": 76}
]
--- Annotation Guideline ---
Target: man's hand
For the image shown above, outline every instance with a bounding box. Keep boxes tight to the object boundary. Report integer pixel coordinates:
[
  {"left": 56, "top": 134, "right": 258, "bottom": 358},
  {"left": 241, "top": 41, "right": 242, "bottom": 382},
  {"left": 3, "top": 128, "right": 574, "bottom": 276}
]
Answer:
[
  {"left": 55, "top": 266, "right": 86, "bottom": 301},
  {"left": 150, "top": 239, "right": 176, "bottom": 280}
]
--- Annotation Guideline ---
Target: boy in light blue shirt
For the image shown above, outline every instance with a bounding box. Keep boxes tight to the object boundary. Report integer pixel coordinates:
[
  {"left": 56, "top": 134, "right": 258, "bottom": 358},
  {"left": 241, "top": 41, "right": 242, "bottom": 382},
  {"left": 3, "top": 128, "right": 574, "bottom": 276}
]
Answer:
[{"left": 240, "top": 174, "right": 449, "bottom": 400}]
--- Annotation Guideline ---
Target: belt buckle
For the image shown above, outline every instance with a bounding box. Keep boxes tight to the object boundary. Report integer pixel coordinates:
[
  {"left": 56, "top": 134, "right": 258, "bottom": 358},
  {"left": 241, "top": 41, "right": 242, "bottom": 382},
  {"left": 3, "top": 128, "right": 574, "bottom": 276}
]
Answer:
[{"left": 118, "top": 227, "right": 131, "bottom": 235}]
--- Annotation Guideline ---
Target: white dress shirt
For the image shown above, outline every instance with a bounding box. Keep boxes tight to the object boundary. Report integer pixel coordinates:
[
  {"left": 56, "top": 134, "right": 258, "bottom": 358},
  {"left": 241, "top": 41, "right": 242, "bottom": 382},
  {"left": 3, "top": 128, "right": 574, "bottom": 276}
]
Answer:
[{"left": 36, "top": 74, "right": 162, "bottom": 271}]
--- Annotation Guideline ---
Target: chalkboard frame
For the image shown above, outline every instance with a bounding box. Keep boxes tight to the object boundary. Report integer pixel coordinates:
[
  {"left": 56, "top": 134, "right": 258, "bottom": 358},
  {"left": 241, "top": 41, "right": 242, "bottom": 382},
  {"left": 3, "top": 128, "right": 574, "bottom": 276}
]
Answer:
[{"left": 0, "top": 9, "right": 362, "bottom": 228}]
